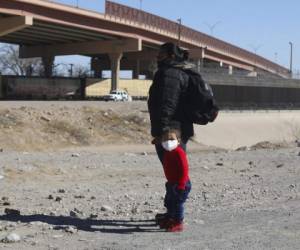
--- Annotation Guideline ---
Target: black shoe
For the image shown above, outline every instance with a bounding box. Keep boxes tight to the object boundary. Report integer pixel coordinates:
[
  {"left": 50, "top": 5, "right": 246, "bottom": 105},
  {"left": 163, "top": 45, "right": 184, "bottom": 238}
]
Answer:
[{"left": 155, "top": 213, "right": 168, "bottom": 224}]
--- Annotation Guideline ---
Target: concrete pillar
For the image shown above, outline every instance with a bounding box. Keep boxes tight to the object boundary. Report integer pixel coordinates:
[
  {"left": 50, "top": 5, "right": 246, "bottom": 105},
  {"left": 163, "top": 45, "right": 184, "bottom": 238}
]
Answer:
[
  {"left": 91, "top": 56, "right": 104, "bottom": 78},
  {"left": 190, "top": 48, "right": 205, "bottom": 72},
  {"left": 146, "top": 60, "right": 157, "bottom": 80},
  {"left": 42, "top": 56, "right": 54, "bottom": 78},
  {"left": 109, "top": 52, "right": 123, "bottom": 92},
  {"left": 93, "top": 66, "right": 103, "bottom": 78},
  {"left": 228, "top": 65, "right": 233, "bottom": 75},
  {"left": 80, "top": 78, "right": 86, "bottom": 100},
  {"left": 196, "top": 59, "right": 201, "bottom": 73},
  {"left": 200, "top": 47, "right": 205, "bottom": 69},
  {"left": 133, "top": 60, "right": 140, "bottom": 79}
]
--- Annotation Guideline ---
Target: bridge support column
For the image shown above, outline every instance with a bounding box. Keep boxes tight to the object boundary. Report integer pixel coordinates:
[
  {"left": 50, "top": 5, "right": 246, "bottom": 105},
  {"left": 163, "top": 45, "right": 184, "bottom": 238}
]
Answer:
[
  {"left": 228, "top": 65, "right": 233, "bottom": 75},
  {"left": 109, "top": 52, "right": 123, "bottom": 92},
  {"left": 145, "top": 60, "right": 157, "bottom": 80},
  {"left": 196, "top": 59, "right": 201, "bottom": 73},
  {"left": 42, "top": 56, "right": 54, "bottom": 77},
  {"left": 133, "top": 60, "right": 140, "bottom": 79},
  {"left": 189, "top": 47, "right": 205, "bottom": 72},
  {"left": 91, "top": 57, "right": 102, "bottom": 78},
  {"left": 95, "top": 69, "right": 103, "bottom": 78}
]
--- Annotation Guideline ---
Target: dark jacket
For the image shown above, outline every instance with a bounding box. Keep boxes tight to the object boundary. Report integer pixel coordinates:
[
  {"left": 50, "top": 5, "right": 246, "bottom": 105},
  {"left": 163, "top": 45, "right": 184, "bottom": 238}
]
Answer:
[{"left": 148, "top": 59, "right": 194, "bottom": 140}]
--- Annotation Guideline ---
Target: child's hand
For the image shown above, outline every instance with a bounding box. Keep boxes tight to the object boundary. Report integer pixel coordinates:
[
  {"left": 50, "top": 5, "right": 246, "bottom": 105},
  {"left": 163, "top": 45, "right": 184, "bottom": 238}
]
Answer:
[
  {"left": 172, "top": 185, "right": 185, "bottom": 196},
  {"left": 176, "top": 188, "right": 185, "bottom": 196}
]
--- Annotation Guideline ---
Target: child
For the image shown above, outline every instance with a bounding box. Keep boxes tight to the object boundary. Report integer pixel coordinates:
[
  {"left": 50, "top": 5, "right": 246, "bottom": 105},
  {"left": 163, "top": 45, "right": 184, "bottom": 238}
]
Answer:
[{"left": 156, "top": 129, "right": 191, "bottom": 232}]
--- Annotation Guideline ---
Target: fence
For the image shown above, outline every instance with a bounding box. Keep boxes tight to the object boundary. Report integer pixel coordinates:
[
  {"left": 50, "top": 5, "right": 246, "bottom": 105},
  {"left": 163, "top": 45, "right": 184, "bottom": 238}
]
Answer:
[
  {"left": 1, "top": 75, "right": 300, "bottom": 109},
  {"left": 0, "top": 76, "right": 83, "bottom": 99},
  {"left": 86, "top": 78, "right": 151, "bottom": 97}
]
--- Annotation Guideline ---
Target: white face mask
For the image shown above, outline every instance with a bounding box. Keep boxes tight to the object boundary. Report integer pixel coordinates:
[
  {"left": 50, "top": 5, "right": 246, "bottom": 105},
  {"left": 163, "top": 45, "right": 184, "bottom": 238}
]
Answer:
[{"left": 162, "top": 139, "right": 178, "bottom": 151}]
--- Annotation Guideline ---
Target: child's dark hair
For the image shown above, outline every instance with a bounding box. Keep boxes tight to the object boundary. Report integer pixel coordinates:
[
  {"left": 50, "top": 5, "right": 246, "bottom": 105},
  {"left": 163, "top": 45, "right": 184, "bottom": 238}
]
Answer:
[{"left": 163, "top": 128, "right": 181, "bottom": 142}]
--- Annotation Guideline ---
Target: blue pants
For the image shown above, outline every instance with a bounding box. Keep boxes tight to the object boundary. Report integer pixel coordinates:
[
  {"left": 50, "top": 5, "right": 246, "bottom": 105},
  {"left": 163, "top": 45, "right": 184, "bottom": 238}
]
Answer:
[{"left": 164, "top": 181, "right": 191, "bottom": 221}]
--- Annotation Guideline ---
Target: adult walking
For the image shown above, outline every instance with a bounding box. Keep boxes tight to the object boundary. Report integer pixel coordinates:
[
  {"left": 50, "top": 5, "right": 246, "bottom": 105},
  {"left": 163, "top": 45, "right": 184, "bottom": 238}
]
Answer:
[
  {"left": 148, "top": 42, "right": 194, "bottom": 162},
  {"left": 148, "top": 42, "right": 194, "bottom": 232}
]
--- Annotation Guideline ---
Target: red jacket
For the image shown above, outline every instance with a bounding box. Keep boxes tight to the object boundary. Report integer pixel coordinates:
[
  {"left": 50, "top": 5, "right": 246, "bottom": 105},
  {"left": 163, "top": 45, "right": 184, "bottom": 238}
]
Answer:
[{"left": 162, "top": 146, "right": 189, "bottom": 190}]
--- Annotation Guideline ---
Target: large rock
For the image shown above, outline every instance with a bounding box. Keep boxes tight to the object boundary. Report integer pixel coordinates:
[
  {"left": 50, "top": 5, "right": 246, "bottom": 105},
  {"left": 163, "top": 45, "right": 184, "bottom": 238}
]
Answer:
[
  {"left": 4, "top": 208, "right": 20, "bottom": 216},
  {"left": 100, "top": 205, "right": 114, "bottom": 212},
  {"left": 1, "top": 233, "right": 21, "bottom": 243}
]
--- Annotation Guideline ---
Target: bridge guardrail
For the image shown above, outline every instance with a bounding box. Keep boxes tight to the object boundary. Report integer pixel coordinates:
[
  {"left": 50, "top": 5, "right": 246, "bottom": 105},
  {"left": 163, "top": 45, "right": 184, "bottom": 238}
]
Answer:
[{"left": 105, "top": 0, "right": 289, "bottom": 77}]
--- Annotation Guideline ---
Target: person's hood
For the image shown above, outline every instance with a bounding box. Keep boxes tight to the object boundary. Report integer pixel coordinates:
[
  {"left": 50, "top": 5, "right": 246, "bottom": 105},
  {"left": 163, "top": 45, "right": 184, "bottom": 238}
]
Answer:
[{"left": 158, "top": 58, "right": 195, "bottom": 70}]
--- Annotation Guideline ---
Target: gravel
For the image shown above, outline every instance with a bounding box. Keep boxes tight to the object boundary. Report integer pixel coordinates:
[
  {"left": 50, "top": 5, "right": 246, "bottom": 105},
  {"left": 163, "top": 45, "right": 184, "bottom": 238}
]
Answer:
[{"left": 0, "top": 101, "right": 299, "bottom": 249}]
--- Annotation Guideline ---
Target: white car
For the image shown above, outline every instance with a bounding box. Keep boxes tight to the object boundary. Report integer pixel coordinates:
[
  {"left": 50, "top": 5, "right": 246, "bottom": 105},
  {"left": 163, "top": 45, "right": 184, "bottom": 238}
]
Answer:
[{"left": 103, "top": 90, "right": 131, "bottom": 102}]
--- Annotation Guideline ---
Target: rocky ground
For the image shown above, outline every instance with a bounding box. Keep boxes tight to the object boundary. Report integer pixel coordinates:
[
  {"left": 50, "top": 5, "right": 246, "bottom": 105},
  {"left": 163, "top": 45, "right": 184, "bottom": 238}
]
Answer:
[
  {"left": 0, "top": 101, "right": 151, "bottom": 151},
  {"left": 0, "top": 101, "right": 300, "bottom": 250}
]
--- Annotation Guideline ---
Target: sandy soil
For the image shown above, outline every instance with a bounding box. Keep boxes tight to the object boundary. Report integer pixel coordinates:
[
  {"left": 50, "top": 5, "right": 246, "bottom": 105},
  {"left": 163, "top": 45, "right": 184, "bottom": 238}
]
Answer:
[
  {"left": 0, "top": 101, "right": 299, "bottom": 250},
  {"left": 194, "top": 110, "right": 300, "bottom": 149}
]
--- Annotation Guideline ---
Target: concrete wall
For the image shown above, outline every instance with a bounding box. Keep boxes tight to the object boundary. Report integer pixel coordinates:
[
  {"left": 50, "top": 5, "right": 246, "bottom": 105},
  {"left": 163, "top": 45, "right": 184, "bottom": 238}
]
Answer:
[
  {"left": 194, "top": 110, "right": 300, "bottom": 149},
  {"left": 2, "top": 77, "right": 81, "bottom": 99},
  {"left": 86, "top": 78, "right": 152, "bottom": 97},
  {"left": 202, "top": 73, "right": 300, "bottom": 88},
  {"left": 212, "top": 85, "right": 300, "bottom": 108},
  {"left": 1, "top": 75, "right": 300, "bottom": 108},
  {"left": 199, "top": 73, "right": 300, "bottom": 108}
]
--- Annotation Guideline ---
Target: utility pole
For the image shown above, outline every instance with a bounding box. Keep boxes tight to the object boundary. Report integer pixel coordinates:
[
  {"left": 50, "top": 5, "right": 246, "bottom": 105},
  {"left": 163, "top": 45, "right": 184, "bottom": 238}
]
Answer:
[
  {"left": 204, "top": 21, "right": 221, "bottom": 36},
  {"left": 177, "top": 18, "right": 182, "bottom": 46},
  {"left": 289, "top": 41, "right": 293, "bottom": 77},
  {"left": 249, "top": 44, "right": 263, "bottom": 54},
  {"left": 139, "top": 0, "right": 142, "bottom": 10}
]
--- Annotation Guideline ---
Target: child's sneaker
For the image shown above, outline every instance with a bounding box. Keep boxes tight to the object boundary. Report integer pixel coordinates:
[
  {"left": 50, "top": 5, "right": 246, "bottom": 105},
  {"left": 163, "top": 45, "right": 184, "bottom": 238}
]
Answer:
[{"left": 165, "top": 219, "right": 183, "bottom": 232}]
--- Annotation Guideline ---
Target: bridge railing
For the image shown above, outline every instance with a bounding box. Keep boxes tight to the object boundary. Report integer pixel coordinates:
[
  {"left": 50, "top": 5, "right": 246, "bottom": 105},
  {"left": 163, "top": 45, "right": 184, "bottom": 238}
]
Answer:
[{"left": 105, "top": 0, "right": 290, "bottom": 77}]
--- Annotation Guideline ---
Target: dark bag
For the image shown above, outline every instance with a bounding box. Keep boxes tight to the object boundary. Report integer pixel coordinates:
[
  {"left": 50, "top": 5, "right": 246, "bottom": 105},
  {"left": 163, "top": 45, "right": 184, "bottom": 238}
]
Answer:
[{"left": 182, "top": 69, "right": 219, "bottom": 125}]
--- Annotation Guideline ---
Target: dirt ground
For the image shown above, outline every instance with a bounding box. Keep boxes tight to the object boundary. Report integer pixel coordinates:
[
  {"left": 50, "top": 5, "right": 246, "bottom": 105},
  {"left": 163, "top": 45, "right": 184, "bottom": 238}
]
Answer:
[{"left": 0, "top": 101, "right": 299, "bottom": 250}]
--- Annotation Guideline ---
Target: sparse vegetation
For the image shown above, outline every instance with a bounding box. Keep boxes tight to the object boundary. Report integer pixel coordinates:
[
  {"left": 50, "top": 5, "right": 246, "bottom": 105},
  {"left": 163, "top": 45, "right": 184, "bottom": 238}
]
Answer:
[
  {"left": 45, "top": 119, "right": 91, "bottom": 145},
  {"left": 286, "top": 120, "right": 300, "bottom": 141},
  {"left": 0, "top": 103, "right": 151, "bottom": 151},
  {"left": 0, "top": 44, "right": 42, "bottom": 76},
  {"left": 0, "top": 110, "right": 22, "bottom": 128},
  {"left": 291, "top": 123, "right": 300, "bottom": 140}
]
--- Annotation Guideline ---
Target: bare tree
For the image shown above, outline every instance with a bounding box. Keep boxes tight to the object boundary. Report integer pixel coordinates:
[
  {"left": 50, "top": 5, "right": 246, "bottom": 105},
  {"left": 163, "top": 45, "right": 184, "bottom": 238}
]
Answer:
[
  {"left": 73, "top": 64, "right": 90, "bottom": 78},
  {"left": 0, "top": 44, "right": 43, "bottom": 76}
]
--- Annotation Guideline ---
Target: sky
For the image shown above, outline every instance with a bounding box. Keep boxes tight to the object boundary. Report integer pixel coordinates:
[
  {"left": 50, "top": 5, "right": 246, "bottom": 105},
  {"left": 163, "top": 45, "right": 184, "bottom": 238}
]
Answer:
[{"left": 54, "top": 0, "right": 300, "bottom": 76}]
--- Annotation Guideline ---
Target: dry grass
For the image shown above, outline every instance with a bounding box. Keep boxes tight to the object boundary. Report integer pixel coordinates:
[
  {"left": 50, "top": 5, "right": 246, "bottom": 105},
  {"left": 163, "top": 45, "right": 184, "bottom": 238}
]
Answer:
[
  {"left": 286, "top": 120, "right": 300, "bottom": 141},
  {"left": 123, "top": 114, "right": 148, "bottom": 126},
  {"left": 291, "top": 123, "right": 300, "bottom": 140},
  {"left": 44, "top": 119, "right": 91, "bottom": 145},
  {"left": 0, "top": 104, "right": 151, "bottom": 151},
  {"left": 0, "top": 110, "right": 23, "bottom": 128}
]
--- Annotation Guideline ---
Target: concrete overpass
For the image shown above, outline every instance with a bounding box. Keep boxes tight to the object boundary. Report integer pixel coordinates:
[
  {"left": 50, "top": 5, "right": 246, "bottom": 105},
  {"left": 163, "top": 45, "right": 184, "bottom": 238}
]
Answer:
[{"left": 0, "top": 0, "right": 291, "bottom": 91}]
